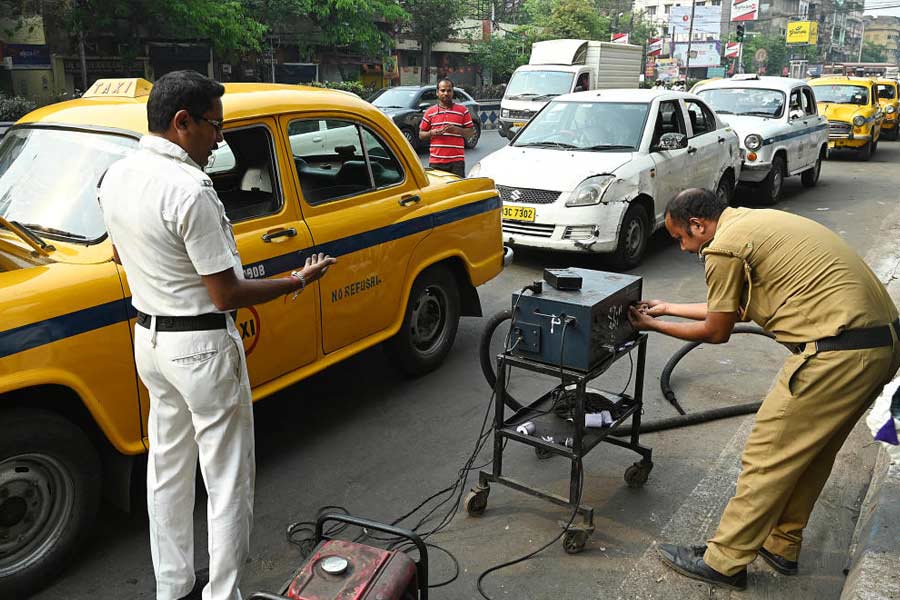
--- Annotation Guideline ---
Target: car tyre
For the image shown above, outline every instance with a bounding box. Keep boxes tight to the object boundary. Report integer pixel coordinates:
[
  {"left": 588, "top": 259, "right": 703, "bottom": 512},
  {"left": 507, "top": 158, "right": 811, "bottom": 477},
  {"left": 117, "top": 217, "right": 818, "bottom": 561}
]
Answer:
[
  {"left": 801, "top": 149, "right": 824, "bottom": 187},
  {"left": 610, "top": 203, "right": 650, "bottom": 270},
  {"left": 859, "top": 139, "right": 874, "bottom": 161},
  {"left": 715, "top": 171, "right": 735, "bottom": 206},
  {"left": 465, "top": 123, "right": 481, "bottom": 149},
  {"left": 400, "top": 127, "right": 419, "bottom": 152},
  {"left": 757, "top": 154, "right": 785, "bottom": 205},
  {"left": 0, "top": 409, "right": 100, "bottom": 598},
  {"left": 387, "top": 265, "right": 461, "bottom": 377}
]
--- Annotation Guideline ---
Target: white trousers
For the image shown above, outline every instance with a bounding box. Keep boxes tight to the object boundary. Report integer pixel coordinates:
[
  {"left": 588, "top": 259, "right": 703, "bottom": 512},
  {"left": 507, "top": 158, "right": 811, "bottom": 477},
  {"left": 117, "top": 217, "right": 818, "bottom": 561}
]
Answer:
[{"left": 134, "top": 317, "right": 255, "bottom": 600}]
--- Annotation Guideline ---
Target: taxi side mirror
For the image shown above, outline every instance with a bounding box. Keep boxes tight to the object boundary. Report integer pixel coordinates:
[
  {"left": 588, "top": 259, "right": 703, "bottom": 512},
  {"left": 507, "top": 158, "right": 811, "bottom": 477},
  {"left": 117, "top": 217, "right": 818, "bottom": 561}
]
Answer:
[
  {"left": 789, "top": 109, "right": 805, "bottom": 120},
  {"left": 654, "top": 132, "right": 688, "bottom": 151}
]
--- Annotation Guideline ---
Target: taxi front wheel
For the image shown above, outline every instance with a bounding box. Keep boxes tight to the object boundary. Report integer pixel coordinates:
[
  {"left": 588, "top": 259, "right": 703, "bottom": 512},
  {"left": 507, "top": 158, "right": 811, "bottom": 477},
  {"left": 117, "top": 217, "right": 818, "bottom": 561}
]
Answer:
[
  {"left": 0, "top": 409, "right": 100, "bottom": 598},
  {"left": 387, "top": 265, "right": 461, "bottom": 376}
]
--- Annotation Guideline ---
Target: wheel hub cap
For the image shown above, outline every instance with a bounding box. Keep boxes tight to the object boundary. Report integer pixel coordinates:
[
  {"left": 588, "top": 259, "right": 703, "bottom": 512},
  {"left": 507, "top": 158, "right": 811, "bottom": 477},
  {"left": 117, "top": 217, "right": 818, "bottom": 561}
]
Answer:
[
  {"left": 625, "top": 220, "right": 643, "bottom": 258},
  {"left": 410, "top": 287, "right": 446, "bottom": 351}
]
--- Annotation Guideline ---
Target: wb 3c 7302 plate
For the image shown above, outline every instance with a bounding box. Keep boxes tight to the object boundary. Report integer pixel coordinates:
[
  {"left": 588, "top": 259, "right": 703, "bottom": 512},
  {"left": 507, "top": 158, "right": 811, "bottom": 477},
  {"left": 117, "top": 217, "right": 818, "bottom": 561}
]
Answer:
[{"left": 502, "top": 205, "right": 536, "bottom": 222}]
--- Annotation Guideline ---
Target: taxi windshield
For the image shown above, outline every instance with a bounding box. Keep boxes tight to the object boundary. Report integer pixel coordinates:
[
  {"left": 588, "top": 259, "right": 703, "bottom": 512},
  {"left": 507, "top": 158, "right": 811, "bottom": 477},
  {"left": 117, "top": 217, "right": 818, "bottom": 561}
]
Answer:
[
  {"left": 878, "top": 84, "right": 896, "bottom": 100},
  {"left": 512, "top": 101, "right": 649, "bottom": 151},
  {"left": 697, "top": 88, "right": 786, "bottom": 118},
  {"left": 813, "top": 84, "right": 869, "bottom": 105},
  {"left": 0, "top": 127, "right": 138, "bottom": 242}
]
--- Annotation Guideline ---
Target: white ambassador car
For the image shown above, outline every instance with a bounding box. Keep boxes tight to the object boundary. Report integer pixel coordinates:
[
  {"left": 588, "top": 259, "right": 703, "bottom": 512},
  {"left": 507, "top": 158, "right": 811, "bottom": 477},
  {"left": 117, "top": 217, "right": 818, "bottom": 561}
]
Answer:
[
  {"left": 469, "top": 89, "right": 741, "bottom": 268},
  {"left": 694, "top": 75, "right": 828, "bottom": 205}
]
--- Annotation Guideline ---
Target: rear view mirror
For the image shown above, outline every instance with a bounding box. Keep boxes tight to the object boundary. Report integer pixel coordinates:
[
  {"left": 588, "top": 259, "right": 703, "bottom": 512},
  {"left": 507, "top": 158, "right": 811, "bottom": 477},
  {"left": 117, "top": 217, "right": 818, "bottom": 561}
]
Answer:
[
  {"left": 789, "top": 109, "right": 805, "bottom": 120},
  {"left": 655, "top": 132, "right": 688, "bottom": 151},
  {"left": 418, "top": 102, "right": 430, "bottom": 110}
]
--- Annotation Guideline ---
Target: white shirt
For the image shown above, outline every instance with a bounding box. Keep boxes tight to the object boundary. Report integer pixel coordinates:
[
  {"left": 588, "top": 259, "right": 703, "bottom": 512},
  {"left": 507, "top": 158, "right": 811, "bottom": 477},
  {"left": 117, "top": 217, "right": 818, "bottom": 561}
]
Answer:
[{"left": 99, "top": 135, "right": 243, "bottom": 316}]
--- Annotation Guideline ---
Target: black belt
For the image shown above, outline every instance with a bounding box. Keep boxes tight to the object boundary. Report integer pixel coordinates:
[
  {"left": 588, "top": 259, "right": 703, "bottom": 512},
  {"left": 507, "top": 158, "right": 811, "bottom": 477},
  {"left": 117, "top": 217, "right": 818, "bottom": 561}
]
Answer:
[
  {"left": 785, "top": 319, "right": 900, "bottom": 354},
  {"left": 136, "top": 310, "right": 228, "bottom": 332}
]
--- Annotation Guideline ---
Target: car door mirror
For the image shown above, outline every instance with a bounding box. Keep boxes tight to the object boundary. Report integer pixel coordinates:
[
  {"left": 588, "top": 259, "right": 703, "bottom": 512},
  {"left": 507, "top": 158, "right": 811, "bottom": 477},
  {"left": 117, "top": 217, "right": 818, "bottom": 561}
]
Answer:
[
  {"left": 655, "top": 132, "right": 688, "bottom": 151},
  {"left": 418, "top": 102, "right": 430, "bottom": 111},
  {"left": 789, "top": 109, "right": 805, "bottom": 121}
]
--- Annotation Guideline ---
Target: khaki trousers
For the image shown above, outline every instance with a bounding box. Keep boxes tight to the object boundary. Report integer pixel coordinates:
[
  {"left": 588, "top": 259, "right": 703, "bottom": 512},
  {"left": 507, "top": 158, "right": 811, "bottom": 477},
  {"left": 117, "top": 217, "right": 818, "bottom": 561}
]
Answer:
[{"left": 704, "top": 340, "right": 900, "bottom": 576}]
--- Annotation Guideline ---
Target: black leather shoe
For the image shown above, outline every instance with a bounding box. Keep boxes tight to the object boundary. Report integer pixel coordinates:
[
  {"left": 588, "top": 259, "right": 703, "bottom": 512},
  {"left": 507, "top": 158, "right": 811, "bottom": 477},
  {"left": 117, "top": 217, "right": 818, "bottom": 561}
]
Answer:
[
  {"left": 176, "top": 569, "right": 209, "bottom": 600},
  {"left": 657, "top": 544, "right": 748, "bottom": 591},
  {"left": 758, "top": 547, "right": 799, "bottom": 576}
]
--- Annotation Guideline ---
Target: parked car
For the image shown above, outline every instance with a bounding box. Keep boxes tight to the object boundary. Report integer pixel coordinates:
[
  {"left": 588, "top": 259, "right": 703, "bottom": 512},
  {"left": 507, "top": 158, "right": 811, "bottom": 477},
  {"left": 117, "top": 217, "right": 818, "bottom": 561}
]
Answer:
[
  {"left": 810, "top": 76, "right": 884, "bottom": 160},
  {"left": 0, "top": 78, "right": 507, "bottom": 597},
  {"left": 469, "top": 89, "right": 742, "bottom": 268},
  {"left": 876, "top": 78, "right": 899, "bottom": 140},
  {"left": 694, "top": 75, "right": 828, "bottom": 205},
  {"left": 369, "top": 85, "right": 482, "bottom": 151}
]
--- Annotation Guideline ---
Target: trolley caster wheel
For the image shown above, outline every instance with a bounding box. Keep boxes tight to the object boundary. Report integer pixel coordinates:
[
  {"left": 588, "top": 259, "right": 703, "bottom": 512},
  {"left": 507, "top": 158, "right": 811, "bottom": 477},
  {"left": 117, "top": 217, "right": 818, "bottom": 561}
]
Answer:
[
  {"left": 562, "top": 529, "right": 589, "bottom": 554},
  {"left": 624, "top": 461, "right": 653, "bottom": 488},
  {"left": 535, "top": 446, "right": 554, "bottom": 460},
  {"left": 464, "top": 488, "right": 489, "bottom": 517}
]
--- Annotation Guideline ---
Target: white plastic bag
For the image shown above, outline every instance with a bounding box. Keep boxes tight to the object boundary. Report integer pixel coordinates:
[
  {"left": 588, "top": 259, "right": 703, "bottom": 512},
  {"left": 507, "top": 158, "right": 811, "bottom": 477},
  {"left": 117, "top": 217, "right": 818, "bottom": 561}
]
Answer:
[{"left": 867, "top": 376, "right": 900, "bottom": 463}]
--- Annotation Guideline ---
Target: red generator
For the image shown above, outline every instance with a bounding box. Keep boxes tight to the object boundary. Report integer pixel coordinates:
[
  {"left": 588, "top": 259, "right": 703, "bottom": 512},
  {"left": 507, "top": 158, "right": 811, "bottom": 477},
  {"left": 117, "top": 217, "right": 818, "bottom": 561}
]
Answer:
[{"left": 249, "top": 514, "right": 428, "bottom": 600}]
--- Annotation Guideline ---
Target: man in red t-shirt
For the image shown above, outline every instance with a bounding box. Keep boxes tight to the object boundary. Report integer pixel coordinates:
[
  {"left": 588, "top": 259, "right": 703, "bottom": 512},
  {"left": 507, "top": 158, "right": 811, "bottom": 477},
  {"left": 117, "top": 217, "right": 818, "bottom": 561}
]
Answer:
[{"left": 419, "top": 78, "right": 475, "bottom": 177}]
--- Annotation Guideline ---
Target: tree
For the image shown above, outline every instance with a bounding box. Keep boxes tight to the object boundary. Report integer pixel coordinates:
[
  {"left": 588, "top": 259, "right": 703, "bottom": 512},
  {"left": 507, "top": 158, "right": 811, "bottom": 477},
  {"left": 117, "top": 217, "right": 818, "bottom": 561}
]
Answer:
[
  {"left": 402, "top": 0, "right": 466, "bottom": 83},
  {"left": 466, "top": 31, "right": 531, "bottom": 83},
  {"left": 740, "top": 33, "right": 788, "bottom": 76},
  {"left": 861, "top": 40, "right": 887, "bottom": 63}
]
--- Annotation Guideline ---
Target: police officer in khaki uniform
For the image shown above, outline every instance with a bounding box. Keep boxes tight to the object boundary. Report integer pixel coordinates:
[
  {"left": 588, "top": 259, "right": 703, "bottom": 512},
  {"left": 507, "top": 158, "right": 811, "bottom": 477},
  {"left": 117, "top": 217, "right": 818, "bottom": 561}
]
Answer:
[
  {"left": 99, "top": 71, "right": 335, "bottom": 600},
  {"left": 628, "top": 188, "right": 900, "bottom": 590}
]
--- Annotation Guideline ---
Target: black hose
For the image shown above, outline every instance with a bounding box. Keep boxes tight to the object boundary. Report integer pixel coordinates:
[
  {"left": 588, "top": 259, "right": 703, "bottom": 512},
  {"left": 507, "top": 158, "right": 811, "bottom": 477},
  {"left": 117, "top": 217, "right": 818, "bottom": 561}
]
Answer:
[{"left": 479, "top": 309, "right": 780, "bottom": 434}]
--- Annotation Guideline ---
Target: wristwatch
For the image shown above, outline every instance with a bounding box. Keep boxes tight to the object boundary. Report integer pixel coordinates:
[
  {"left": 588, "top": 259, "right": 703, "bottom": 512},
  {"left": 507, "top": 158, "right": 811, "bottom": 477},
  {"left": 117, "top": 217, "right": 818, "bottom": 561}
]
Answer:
[{"left": 290, "top": 270, "right": 306, "bottom": 300}]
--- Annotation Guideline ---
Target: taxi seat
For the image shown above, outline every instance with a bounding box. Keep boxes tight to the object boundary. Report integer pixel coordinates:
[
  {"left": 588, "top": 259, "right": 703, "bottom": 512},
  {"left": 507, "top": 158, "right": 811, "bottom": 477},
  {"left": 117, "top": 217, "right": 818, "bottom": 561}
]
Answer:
[{"left": 219, "top": 165, "right": 279, "bottom": 221}]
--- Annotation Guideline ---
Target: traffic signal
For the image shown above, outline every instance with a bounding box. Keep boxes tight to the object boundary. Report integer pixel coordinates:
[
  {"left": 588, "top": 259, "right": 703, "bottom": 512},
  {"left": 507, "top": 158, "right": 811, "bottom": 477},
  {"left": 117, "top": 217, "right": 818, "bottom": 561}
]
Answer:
[{"left": 736, "top": 24, "right": 745, "bottom": 41}]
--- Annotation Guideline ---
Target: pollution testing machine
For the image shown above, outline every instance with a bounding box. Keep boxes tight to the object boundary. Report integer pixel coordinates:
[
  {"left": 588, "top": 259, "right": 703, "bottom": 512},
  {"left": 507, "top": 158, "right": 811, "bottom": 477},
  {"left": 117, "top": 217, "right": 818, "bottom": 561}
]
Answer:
[{"left": 467, "top": 268, "right": 654, "bottom": 554}]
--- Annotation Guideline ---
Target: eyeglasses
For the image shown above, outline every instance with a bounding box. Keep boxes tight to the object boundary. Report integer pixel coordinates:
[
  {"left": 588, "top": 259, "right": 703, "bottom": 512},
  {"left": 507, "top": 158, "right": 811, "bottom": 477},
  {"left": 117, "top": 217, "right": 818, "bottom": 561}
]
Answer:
[{"left": 192, "top": 114, "right": 224, "bottom": 132}]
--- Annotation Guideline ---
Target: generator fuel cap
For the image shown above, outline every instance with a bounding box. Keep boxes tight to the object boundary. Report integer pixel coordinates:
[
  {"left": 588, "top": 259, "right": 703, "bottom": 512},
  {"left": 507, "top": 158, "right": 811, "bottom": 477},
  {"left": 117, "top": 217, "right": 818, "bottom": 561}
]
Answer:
[{"left": 320, "top": 555, "right": 349, "bottom": 575}]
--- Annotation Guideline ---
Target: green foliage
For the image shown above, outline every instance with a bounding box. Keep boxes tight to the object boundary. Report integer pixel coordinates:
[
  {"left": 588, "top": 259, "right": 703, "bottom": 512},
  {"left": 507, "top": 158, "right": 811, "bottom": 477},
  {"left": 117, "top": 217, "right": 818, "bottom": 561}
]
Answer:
[
  {"left": 466, "top": 32, "right": 530, "bottom": 81},
  {"left": 740, "top": 33, "right": 788, "bottom": 76},
  {"left": 305, "top": 80, "right": 377, "bottom": 99},
  {"left": 861, "top": 41, "right": 887, "bottom": 63},
  {"left": 0, "top": 94, "right": 37, "bottom": 121},
  {"left": 403, "top": 0, "right": 465, "bottom": 46}
]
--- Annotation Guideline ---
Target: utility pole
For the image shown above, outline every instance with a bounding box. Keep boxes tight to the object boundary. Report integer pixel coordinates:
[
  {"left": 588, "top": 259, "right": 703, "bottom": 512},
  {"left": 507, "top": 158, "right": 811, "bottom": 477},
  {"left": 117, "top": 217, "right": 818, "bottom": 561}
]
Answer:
[
  {"left": 685, "top": 0, "right": 697, "bottom": 80},
  {"left": 857, "top": 18, "right": 866, "bottom": 62}
]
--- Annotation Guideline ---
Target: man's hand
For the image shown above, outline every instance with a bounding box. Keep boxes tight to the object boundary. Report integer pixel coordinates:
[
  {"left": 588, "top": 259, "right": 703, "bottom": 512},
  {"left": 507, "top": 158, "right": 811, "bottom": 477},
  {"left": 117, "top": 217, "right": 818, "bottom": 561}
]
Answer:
[
  {"left": 298, "top": 252, "right": 336, "bottom": 283},
  {"left": 636, "top": 299, "right": 668, "bottom": 317},
  {"left": 628, "top": 305, "right": 658, "bottom": 331}
]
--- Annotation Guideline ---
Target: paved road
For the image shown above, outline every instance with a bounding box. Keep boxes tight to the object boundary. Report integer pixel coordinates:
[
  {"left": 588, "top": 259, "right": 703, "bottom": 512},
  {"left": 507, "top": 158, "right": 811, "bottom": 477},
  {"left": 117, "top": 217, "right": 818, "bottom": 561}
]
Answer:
[{"left": 34, "top": 140, "right": 900, "bottom": 600}]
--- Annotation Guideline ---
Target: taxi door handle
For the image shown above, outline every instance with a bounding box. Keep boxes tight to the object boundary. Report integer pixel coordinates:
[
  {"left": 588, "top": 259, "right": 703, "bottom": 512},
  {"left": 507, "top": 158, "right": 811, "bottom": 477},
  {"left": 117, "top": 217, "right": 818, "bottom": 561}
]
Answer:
[
  {"left": 261, "top": 227, "right": 297, "bottom": 242},
  {"left": 717, "top": 137, "right": 726, "bottom": 144},
  {"left": 399, "top": 194, "right": 421, "bottom": 207},
  {"left": 311, "top": 136, "right": 323, "bottom": 143},
  {"left": 687, "top": 146, "right": 698, "bottom": 155}
]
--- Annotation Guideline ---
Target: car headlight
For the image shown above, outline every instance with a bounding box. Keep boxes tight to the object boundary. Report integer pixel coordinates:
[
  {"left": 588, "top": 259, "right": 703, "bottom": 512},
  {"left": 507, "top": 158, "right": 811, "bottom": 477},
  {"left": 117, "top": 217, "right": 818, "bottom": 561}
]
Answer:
[
  {"left": 887, "top": 105, "right": 896, "bottom": 114},
  {"left": 853, "top": 115, "right": 866, "bottom": 127},
  {"left": 500, "top": 109, "right": 509, "bottom": 118},
  {"left": 468, "top": 162, "right": 481, "bottom": 178},
  {"left": 744, "top": 134, "right": 763, "bottom": 151},
  {"left": 565, "top": 175, "right": 616, "bottom": 207}
]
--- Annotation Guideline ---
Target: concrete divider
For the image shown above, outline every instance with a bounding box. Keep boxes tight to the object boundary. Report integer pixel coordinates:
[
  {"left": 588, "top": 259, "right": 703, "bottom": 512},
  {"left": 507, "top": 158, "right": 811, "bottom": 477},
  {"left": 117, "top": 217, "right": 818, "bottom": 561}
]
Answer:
[{"left": 477, "top": 100, "right": 500, "bottom": 130}]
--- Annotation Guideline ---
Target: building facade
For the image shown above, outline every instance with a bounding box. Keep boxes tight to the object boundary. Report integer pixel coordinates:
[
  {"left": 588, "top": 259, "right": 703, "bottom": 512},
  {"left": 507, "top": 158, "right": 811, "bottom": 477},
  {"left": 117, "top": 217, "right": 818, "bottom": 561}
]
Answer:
[{"left": 863, "top": 15, "right": 900, "bottom": 64}]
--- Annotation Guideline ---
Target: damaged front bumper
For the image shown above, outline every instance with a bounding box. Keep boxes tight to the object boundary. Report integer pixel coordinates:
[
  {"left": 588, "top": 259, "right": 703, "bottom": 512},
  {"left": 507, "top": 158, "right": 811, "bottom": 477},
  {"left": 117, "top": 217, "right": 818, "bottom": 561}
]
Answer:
[{"left": 501, "top": 201, "right": 629, "bottom": 254}]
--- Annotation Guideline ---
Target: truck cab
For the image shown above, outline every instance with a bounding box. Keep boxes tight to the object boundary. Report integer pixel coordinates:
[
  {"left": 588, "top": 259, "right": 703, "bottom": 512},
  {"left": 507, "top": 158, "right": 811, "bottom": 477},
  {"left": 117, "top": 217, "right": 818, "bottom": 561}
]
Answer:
[{"left": 498, "top": 39, "right": 642, "bottom": 139}]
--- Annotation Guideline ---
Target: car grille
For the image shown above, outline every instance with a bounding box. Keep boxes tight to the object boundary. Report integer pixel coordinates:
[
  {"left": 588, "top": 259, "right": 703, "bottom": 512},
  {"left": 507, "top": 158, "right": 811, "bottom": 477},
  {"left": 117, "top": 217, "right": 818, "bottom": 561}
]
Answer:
[
  {"left": 507, "top": 109, "right": 535, "bottom": 119},
  {"left": 497, "top": 185, "right": 560, "bottom": 205},
  {"left": 502, "top": 221, "right": 555, "bottom": 238},
  {"left": 828, "top": 120, "right": 851, "bottom": 136}
]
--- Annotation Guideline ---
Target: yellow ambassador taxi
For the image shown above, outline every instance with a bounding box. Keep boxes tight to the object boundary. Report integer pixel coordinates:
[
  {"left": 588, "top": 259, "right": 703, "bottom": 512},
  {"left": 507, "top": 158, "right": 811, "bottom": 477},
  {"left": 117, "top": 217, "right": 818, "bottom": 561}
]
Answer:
[
  {"left": 810, "top": 76, "right": 884, "bottom": 160},
  {"left": 0, "top": 78, "right": 506, "bottom": 595},
  {"left": 876, "top": 78, "right": 900, "bottom": 140}
]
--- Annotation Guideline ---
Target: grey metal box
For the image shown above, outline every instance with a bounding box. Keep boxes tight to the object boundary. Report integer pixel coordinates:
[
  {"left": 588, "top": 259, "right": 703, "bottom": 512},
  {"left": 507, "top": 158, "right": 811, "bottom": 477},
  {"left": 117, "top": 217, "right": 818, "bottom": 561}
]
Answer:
[{"left": 510, "top": 269, "right": 642, "bottom": 371}]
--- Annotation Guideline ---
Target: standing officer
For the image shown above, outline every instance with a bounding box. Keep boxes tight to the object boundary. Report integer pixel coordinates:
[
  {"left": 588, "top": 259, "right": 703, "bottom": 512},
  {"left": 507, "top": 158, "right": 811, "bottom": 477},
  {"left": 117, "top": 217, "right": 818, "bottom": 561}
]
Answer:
[
  {"left": 418, "top": 78, "right": 475, "bottom": 177},
  {"left": 628, "top": 188, "right": 900, "bottom": 590},
  {"left": 99, "top": 70, "right": 335, "bottom": 600}
]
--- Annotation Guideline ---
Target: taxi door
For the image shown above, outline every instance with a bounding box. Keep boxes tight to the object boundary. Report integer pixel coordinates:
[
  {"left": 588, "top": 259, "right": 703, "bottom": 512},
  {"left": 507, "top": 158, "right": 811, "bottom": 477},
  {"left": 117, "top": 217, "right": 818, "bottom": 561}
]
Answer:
[
  {"left": 684, "top": 98, "right": 723, "bottom": 189},
  {"left": 648, "top": 99, "right": 689, "bottom": 220},
  {"left": 279, "top": 113, "right": 432, "bottom": 354},
  {"left": 207, "top": 118, "right": 319, "bottom": 387}
]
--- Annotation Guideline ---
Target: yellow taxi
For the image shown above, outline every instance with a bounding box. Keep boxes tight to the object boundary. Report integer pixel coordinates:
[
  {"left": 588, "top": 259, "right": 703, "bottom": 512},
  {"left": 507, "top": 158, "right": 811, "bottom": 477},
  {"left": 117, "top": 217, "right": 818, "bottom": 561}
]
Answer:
[
  {"left": 0, "top": 79, "right": 505, "bottom": 595},
  {"left": 810, "top": 76, "right": 884, "bottom": 160},
  {"left": 876, "top": 78, "right": 900, "bottom": 140}
]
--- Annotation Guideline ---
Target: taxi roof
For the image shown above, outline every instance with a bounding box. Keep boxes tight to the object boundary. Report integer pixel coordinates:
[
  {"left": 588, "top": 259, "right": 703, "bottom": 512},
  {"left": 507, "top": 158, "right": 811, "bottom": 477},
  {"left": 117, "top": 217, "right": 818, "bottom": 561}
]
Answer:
[
  {"left": 694, "top": 75, "right": 808, "bottom": 93},
  {"left": 555, "top": 88, "right": 698, "bottom": 104},
  {"left": 18, "top": 82, "right": 380, "bottom": 136},
  {"left": 810, "top": 76, "right": 877, "bottom": 85}
]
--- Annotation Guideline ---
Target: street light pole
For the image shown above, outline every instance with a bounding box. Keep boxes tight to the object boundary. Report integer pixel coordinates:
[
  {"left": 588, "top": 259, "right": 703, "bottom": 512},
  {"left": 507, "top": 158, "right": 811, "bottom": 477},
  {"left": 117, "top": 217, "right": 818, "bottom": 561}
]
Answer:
[
  {"left": 858, "top": 18, "right": 866, "bottom": 62},
  {"left": 685, "top": 0, "right": 697, "bottom": 80}
]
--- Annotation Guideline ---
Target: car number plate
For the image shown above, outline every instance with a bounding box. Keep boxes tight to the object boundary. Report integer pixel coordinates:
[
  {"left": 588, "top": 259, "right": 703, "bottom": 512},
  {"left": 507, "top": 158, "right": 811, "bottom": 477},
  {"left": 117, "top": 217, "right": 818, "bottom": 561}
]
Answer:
[
  {"left": 503, "top": 205, "right": 536, "bottom": 222},
  {"left": 513, "top": 121, "right": 526, "bottom": 128}
]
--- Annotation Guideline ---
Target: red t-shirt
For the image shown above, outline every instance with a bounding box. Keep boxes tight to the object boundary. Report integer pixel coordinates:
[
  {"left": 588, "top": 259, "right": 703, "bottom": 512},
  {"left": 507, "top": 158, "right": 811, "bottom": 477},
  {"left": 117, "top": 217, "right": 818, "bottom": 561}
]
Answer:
[{"left": 419, "top": 103, "right": 474, "bottom": 164}]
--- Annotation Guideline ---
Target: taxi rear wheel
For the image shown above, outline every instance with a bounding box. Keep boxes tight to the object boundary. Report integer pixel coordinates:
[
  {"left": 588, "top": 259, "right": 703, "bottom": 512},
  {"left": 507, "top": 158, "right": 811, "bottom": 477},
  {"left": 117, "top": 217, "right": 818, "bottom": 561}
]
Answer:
[
  {"left": 801, "top": 149, "right": 824, "bottom": 187},
  {"left": 0, "top": 409, "right": 100, "bottom": 598},
  {"left": 388, "top": 265, "right": 461, "bottom": 376}
]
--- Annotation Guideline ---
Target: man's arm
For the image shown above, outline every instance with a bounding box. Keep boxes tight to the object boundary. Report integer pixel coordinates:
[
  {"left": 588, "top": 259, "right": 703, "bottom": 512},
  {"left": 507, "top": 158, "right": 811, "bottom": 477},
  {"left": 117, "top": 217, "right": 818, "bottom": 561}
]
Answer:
[
  {"left": 202, "top": 252, "right": 335, "bottom": 312},
  {"left": 629, "top": 307, "right": 738, "bottom": 343},
  {"left": 446, "top": 124, "right": 475, "bottom": 139},
  {"left": 639, "top": 299, "right": 708, "bottom": 320}
]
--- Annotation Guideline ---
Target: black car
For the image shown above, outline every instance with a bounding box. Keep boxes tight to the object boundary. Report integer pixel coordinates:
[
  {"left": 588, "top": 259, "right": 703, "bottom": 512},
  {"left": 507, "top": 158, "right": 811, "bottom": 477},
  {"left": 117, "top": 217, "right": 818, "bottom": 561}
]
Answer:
[{"left": 369, "top": 85, "right": 481, "bottom": 151}]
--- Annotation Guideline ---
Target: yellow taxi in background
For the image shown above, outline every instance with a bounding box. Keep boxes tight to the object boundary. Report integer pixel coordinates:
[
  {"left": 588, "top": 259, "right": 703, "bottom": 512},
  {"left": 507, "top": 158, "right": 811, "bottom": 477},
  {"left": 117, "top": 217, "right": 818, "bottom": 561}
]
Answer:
[
  {"left": 876, "top": 78, "right": 900, "bottom": 140},
  {"left": 0, "top": 79, "right": 506, "bottom": 596},
  {"left": 810, "top": 76, "right": 883, "bottom": 160}
]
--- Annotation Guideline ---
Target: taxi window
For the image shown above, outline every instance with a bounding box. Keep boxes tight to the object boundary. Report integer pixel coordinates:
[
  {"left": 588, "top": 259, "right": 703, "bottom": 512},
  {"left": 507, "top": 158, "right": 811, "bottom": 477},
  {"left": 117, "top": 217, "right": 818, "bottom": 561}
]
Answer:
[
  {"left": 685, "top": 99, "right": 716, "bottom": 136},
  {"left": 652, "top": 100, "right": 687, "bottom": 146},
  {"left": 207, "top": 125, "right": 282, "bottom": 222},
  {"left": 878, "top": 84, "right": 896, "bottom": 99},
  {"left": 291, "top": 118, "right": 400, "bottom": 204},
  {"left": 802, "top": 88, "right": 817, "bottom": 115}
]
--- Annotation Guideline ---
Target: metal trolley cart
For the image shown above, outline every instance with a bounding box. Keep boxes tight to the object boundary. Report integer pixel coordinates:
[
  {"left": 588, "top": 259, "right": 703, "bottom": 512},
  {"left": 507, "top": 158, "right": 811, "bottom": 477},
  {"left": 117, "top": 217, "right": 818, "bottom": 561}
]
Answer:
[{"left": 464, "top": 333, "right": 653, "bottom": 554}]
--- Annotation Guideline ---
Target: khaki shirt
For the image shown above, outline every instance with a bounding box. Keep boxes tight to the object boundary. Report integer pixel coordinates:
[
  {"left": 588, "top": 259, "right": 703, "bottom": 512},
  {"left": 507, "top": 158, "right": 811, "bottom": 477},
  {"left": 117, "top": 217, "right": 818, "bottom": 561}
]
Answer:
[{"left": 703, "top": 207, "right": 897, "bottom": 343}]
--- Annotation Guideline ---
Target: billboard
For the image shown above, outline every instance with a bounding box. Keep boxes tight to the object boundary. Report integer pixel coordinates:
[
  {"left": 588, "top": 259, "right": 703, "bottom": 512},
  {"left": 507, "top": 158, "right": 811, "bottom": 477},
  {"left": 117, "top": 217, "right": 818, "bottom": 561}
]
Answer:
[
  {"left": 611, "top": 32, "right": 630, "bottom": 44},
  {"left": 673, "top": 42, "right": 722, "bottom": 68},
  {"left": 731, "top": 0, "right": 759, "bottom": 21},
  {"left": 656, "top": 59, "right": 680, "bottom": 81},
  {"left": 786, "top": 21, "right": 818, "bottom": 44},
  {"left": 647, "top": 38, "right": 664, "bottom": 56},
  {"left": 724, "top": 42, "right": 741, "bottom": 58},
  {"left": 670, "top": 6, "right": 724, "bottom": 42}
]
